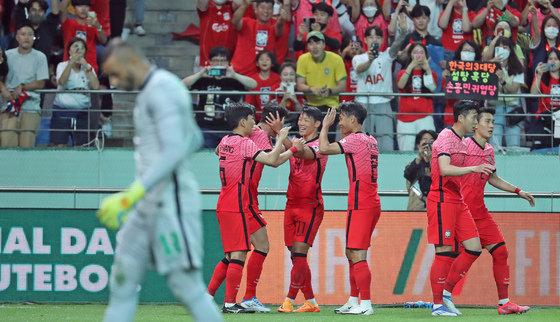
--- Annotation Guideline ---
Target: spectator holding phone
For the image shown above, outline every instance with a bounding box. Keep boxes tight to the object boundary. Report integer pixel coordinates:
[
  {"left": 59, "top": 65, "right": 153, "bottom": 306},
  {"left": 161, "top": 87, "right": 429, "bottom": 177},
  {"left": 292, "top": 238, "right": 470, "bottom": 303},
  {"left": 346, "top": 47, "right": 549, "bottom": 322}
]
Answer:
[
  {"left": 396, "top": 43, "right": 437, "bottom": 151},
  {"left": 530, "top": 47, "right": 560, "bottom": 149},
  {"left": 294, "top": 2, "right": 342, "bottom": 56},
  {"left": 275, "top": 61, "right": 303, "bottom": 112},
  {"left": 339, "top": 36, "right": 363, "bottom": 104},
  {"left": 50, "top": 37, "right": 99, "bottom": 147},
  {"left": 397, "top": 4, "right": 442, "bottom": 64},
  {"left": 482, "top": 19, "right": 525, "bottom": 65},
  {"left": 530, "top": 15, "right": 560, "bottom": 75},
  {"left": 472, "top": 0, "right": 521, "bottom": 43},
  {"left": 403, "top": 129, "right": 437, "bottom": 211},
  {"left": 485, "top": 36, "right": 525, "bottom": 148},
  {"left": 246, "top": 50, "right": 282, "bottom": 121},
  {"left": 183, "top": 46, "right": 257, "bottom": 148},
  {"left": 352, "top": 0, "right": 389, "bottom": 52},
  {"left": 352, "top": 16, "right": 408, "bottom": 151}
]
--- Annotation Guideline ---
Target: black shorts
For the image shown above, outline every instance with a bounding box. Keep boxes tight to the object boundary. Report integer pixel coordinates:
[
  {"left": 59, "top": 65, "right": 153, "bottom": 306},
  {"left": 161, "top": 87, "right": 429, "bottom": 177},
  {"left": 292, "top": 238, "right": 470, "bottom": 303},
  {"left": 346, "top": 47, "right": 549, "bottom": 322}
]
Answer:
[{"left": 50, "top": 109, "right": 90, "bottom": 146}]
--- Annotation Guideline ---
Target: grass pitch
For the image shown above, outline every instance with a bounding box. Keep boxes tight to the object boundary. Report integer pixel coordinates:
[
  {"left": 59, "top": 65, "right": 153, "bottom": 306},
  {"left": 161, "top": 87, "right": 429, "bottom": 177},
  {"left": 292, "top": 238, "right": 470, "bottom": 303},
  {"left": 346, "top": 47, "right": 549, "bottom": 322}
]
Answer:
[{"left": 0, "top": 304, "right": 558, "bottom": 321}]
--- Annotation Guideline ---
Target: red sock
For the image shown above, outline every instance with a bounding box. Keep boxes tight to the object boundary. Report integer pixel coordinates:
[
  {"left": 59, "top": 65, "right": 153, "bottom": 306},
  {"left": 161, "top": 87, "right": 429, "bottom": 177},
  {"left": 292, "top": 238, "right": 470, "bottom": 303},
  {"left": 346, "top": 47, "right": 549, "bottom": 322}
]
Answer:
[
  {"left": 287, "top": 254, "right": 307, "bottom": 299},
  {"left": 244, "top": 250, "right": 267, "bottom": 300},
  {"left": 348, "top": 260, "right": 359, "bottom": 297},
  {"left": 225, "top": 259, "right": 244, "bottom": 304},
  {"left": 207, "top": 258, "right": 229, "bottom": 296},
  {"left": 430, "top": 252, "right": 456, "bottom": 304},
  {"left": 353, "top": 260, "right": 371, "bottom": 301},
  {"left": 445, "top": 249, "right": 481, "bottom": 292},
  {"left": 490, "top": 243, "right": 510, "bottom": 300},
  {"left": 302, "top": 259, "right": 315, "bottom": 300}
]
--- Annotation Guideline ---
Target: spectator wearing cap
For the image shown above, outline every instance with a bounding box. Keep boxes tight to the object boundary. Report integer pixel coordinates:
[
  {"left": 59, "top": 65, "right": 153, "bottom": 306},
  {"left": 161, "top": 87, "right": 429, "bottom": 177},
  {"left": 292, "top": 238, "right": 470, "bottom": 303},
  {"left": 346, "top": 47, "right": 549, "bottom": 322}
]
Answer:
[
  {"left": 230, "top": 0, "right": 290, "bottom": 76},
  {"left": 0, "top": 24, "right": 48, "bottom": 147},
  {"left": 58, "top": 0, "right": 107, "bottom": 73},
  {"left": 293, "top": 2, "right": 341, "bottom": 56},
  {"left": 296, "top": 30, "right": 346, "bottom": 138},
  {"left": 197, "top": 0, "right": 239, "bottom": 67}
]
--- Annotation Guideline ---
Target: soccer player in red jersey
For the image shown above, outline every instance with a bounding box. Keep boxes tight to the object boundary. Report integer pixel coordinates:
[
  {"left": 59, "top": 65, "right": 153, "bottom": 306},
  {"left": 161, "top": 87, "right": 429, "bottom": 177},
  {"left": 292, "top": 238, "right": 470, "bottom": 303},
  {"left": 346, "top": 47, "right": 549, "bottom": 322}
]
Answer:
[
  {"left": 427, "top": 100, "right": 495, "bottom": 316},
  {"left": 462, "top": 108, "right": 534, "bottom": 315},
  {"left": 277, "top": 106, "right": 327, "bottom": 313},
  {"left": 318, "top": 102, "right": 380, "bottom": 316},
  {"left": 212, "top": 102, "right": 302, "bottom": 313}
]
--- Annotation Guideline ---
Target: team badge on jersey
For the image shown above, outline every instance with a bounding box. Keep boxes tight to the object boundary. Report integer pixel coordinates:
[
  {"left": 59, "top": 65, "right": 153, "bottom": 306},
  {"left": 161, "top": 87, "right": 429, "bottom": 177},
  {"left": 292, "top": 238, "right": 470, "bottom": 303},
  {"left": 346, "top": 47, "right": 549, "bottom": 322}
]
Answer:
[
  {"left": 445, "top": 230, "right": 451, "bottom": 238},
  {"left": 223, "top": 12, "right": 231, "bottom": 21},
  {"left": 256, "top": 30, "right": 269, "bottom": 47}
]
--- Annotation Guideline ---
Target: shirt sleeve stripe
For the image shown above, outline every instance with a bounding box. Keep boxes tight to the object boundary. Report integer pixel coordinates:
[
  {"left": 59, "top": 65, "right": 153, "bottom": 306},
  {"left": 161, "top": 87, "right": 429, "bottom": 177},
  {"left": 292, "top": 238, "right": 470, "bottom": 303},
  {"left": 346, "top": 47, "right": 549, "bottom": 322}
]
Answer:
[
  {"left": 438, "top": 153, "right": 451, "bottom": 158},
  {"left": 252, "top": 150, "right": 263, "bottom": 160},
  {"left": 336, "top": 142, "right": 344, "bottom": 154}
]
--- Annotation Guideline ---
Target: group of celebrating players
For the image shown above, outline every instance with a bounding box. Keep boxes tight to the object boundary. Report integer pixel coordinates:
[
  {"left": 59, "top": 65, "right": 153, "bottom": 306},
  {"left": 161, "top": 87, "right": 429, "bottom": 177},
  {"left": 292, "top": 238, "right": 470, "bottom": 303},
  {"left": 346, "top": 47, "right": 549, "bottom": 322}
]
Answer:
[{"left": 208, "top": 99, "right": 536, "bottom": 316}]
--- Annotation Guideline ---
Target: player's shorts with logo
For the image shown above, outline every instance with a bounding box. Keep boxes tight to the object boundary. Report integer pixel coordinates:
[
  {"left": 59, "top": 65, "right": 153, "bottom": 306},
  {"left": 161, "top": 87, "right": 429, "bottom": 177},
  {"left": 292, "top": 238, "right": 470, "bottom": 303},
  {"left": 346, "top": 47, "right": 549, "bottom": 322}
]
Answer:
[
  {"left": 284, "top": 203, "right": 324, "bottom": 247},
  {"left": 216, "top": 211, "right": 251, "bottom": 253},
  {"left": 427, "top": 200, "right": 479, "bottom": 245},
  {"left": 471, "top": 207, "right": 505, "bottom": 246},
  {"left": 247, "top": 205, "right": 267, "bottom": 234},
  {"left": 346, "top": 205, "right": 381, "bottom": 249}
]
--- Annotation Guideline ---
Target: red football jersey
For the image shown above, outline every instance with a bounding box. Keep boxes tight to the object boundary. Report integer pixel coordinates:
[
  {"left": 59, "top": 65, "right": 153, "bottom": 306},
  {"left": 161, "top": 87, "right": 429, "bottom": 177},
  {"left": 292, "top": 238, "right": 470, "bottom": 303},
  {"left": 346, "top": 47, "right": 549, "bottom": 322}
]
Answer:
[
  {"left": 428, "top": 128, "right": 467, "bottom": 204},
  {"left": 286, "top": 137, "right": 328, "bottom": 207},
  {"left": 245, "top": 72, "right": 282, "bottom": 121},
  {"left": 439, "top": 9, "right": 476, "bottom": 52},
  {"left": 198, "top": 2, "right": 237, "bottom": 67},
  {"left": 231, "top": 17, "right": 277, "bottom": 76},
  {"left": 61, "top": 18, "right": 100, "bottom": 72},
  {"left": 461, "top": 137, "right": 496, "bottom": 219},
  {"left": 397, "top": 69, "right": 437, "bottom": 122},
  {"left": 217, "top": 134, "right": 263, "bottom": 213},
  {"left": 248, "top": 128, "right": 273, "bottom": 212},
  {"left": 337, "top": 132, "right": 380, "bottom": 209}
]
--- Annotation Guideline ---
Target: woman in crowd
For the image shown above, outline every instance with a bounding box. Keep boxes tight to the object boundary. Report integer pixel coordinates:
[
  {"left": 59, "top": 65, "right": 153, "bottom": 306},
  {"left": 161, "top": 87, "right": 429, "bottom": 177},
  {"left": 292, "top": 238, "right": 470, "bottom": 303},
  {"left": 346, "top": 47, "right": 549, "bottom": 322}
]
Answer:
[
  {"left": 246, "top": 50, "right": 281, "bottom": 121},
  {"left": 352, "top": 0, "right": 389, "bottom": 52}
]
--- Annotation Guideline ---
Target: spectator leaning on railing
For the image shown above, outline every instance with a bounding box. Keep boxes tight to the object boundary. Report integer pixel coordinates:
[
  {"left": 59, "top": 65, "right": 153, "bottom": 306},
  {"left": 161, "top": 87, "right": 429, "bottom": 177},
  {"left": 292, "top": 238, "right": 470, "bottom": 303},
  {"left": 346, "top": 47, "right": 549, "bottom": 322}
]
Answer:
[
  {"left": 0, "top": 23, "right": 48, "bottom": 147},
  {"left": 183, "top": 46, "right": 257, "bottom": 149},
  {"left": 50, "top": 37, "right": 99, "bottom": 147}
]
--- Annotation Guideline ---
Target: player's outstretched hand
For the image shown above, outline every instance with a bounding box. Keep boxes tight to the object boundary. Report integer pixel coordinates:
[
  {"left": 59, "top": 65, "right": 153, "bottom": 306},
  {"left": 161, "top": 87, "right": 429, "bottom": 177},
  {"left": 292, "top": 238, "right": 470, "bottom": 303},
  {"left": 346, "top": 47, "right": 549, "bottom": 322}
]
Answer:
[
  {"left": 278, "top": 127, "right": 290, "bottom": 141},
  {"left": 473, "top": 163, "right": 495, "bottom": 175},
  {"left": 323, "top": 107, "right": 337, "bottom": 127},
  {"left": 518, "top": 190, "right": 536, "bottom": 207},
  {"left": 293, "top": 138, "right": 305, "bottom": 152},
  {"left": 97, "top": 181, "right": 145, "bottom": 230},
  {"left": 265, "top": 111, "right": 285, "bottom": 134}
]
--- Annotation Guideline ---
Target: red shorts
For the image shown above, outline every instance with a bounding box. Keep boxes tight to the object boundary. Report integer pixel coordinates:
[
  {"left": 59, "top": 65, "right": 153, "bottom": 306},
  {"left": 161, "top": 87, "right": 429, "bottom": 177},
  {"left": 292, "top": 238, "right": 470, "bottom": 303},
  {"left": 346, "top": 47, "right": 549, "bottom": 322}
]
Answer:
[
  {"left": 474, "top": 215, "right": 505, "bottom": 247},
  {"left": 346, "top": 206, "right": 381, "bottom": 250},
  {"left": 284, "top": 204, "right": 324, "bottom": 247},
  {"left": 247, "top": 206, "right": 267, "bottom": 235},
  {"left": 427, "top": 200, "right": 479, "bottom": 246},
  {"left": 216, "top": 211, "right": 251, "bottom": 253}
]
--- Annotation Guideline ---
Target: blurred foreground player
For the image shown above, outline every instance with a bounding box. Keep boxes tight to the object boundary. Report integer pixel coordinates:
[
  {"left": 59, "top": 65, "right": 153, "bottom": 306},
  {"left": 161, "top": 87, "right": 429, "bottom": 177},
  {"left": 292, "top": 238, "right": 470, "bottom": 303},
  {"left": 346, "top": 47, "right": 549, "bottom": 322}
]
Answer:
[
  {"left": 97, "top": 40, "right": 221, "bottom": 322},
  {"left": 462, "top": 108, "right": 534, "bottom": 315},
  {"left": 278, "top": 106, "right": 327, "bottom": 313},
  {"left": 319, "top": 102, "right": 380, "bottom": 315},
  {"left": 214, "top": 102, "right": 303, "bottom": 313},
  {"left": 427, "top": 100, "right": 495, "bottom": 317}
]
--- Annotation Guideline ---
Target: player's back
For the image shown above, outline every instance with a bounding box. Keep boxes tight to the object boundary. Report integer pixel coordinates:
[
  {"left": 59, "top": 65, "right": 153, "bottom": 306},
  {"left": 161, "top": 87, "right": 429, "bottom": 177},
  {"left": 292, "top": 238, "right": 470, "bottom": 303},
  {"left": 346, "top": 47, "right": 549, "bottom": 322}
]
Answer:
[
  {"left": 338, "top": 132, "right": 380, "bottom": 209},
  {"left": 461, "top": 137, "right": 495, "bottom": 217},
  {"left": 217, "top": 134, "right": 262, "bottom": 213},
  {"left": 428, "top": 128, "right": 467, "bottom": 204},
  {"left": 286, "top": 136, "right": 328, "bottom": 207}
]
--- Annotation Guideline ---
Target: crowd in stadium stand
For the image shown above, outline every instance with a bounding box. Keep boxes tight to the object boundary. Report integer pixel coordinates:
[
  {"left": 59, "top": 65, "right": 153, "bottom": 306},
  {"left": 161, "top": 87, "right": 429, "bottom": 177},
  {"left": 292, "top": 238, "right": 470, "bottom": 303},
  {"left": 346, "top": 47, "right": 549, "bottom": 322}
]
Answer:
[{"left": 0, "top": 0, "right": 558, "bottom": 150}]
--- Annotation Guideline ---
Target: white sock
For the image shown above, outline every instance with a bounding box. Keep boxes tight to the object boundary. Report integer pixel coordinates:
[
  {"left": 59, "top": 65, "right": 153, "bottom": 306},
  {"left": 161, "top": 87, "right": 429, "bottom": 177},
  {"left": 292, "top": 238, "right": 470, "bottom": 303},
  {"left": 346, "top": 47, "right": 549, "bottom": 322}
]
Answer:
[
  {"left": 498, "top": 298, "right": 510, "bottom": 306},
  {"left": 285, "top": 297, "right": 294, "bottom": 304},
  {"left": 443, "top": 289, "right": 452, "bottom": 297},
  {"left": 360, "top": 299, "right": 372, "bottom": 308},
  {"left": 306, "top": 298, "right": 317, "bottom": 305},
  {"left": 347, "top": 296, "right": 359, "bottom": 305}
]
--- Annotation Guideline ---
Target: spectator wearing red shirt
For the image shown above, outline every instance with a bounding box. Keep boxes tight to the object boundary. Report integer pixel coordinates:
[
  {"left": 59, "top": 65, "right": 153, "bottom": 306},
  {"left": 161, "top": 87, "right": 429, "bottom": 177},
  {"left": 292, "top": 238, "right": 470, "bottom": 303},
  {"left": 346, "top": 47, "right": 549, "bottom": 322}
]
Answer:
[
  {"left": 197, "top": 0, "right": 238, "bottom": 66},
  {"left": 293, "top": 2, "right": 342, "bottom": 57},
  {"left": 246, "top": 50, "right": 282, "bottom": 121},
  {"left": 291, "top": 0, "right": 343, "bottom": 36},
  {"left": 521, "top": 0, "right": 560, "bottom": 32},
  {"left": 231, "top": 0, "right": 289, "bottom": 76},
  {"left": 340, "top": 36, "right": 363, "bottom": 103},
  {"left": 530, "top": 47, "right": 560, "bottom": 148},
  {"left": 59, "top": 0, "right": 107, "bottom": 73},
  {"left": 438, "top": 0, "right": 476, "bottom": 61},
  {"left": 396, "top": 43, "right": 437, "bottom": 151},
  {"left": 90, "top": 0, "right": 110, "bottom": 37},
  {"left": 352, "top": 0, "right": 389, "bottom": 53},
  {"left": 472, "top": 0, "right": 521, "bottom": 44}
]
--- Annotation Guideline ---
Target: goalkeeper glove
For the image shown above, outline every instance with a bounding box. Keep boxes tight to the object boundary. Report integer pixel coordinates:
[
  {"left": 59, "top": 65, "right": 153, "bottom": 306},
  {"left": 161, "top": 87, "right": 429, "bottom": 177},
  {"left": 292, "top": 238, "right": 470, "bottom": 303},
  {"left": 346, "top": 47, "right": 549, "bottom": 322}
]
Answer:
[{"left": 97, "top": 181, "right": 145, "bottom": 230}]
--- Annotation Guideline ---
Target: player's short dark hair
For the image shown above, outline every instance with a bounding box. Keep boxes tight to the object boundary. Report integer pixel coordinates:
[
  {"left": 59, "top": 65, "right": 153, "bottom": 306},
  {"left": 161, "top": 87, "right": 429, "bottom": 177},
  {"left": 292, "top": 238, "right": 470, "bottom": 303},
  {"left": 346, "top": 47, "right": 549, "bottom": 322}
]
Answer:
[
  {"left": 364, "top": 25, "right": 383, "bottom": 39},
  {"left": 225, "top": 102, "right": 255, "bottom": 130},
  {"left": 410, "top": 4, "right": 430, "bottom": 18},
  {"left": 415, "top": 129, "right": 437, "bottom": 146},
  {"left": 301, "top": 105, "right": 322, "bottom": 123},
  {"left": 255, "top": 0, "right": 274, "bottom": 5},
  {"left": 312, "top": 2, "right": 334, "bottom": 17},
  {"left": 71, "top": 0, "right": 91, "bottom": 6},
  {"left": 477, "top": 107, "right": 495, "bottom": 121},
  {"left": 29, "top": 0, "right": 49, "bottom": 11},
  {"left": 453, "top": 100, "right": 480, "bottom": 122},
  {"left": 340, "top": 101, "right": 367, "bottom": 125},
  {"left": 262, "top": 101, "right": 288, "bottom": 121},
  {"left": 209, "top": 46, "right": 231, "bottom": 62}
]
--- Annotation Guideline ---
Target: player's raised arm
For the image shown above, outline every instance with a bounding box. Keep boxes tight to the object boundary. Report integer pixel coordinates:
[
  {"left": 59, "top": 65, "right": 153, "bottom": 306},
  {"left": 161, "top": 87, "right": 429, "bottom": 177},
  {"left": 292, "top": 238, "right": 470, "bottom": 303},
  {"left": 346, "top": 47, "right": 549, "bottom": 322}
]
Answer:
[
  {"left": 488, "top": 173, "right": 535, "bottom": 207},
  {"left": 269, "top": 138, "right": 305, "bottom": 167},
  {"left": 438, "top": 155, "right": 495, "bottom": 177},
  {"left": 255, "top": 127, "right": 295, "bottom": 165},
  {"left": 318, "top": 107, "right": 342, "bottom": 155}
]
